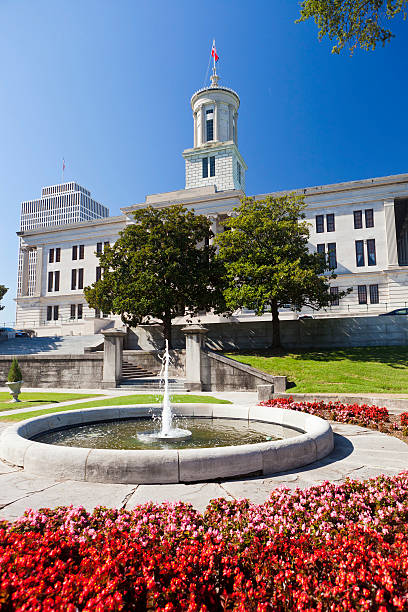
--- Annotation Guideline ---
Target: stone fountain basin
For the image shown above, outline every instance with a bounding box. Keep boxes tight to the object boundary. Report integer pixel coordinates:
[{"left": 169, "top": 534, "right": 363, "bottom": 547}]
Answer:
[{"left": 0, "top": 404, "right": 333, "bottom": 484}]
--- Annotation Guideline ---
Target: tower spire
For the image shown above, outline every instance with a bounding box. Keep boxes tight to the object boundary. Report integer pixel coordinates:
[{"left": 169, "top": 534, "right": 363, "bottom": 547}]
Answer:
[{"left": 210, "top": 40, "right": 219, "bottom": 87}]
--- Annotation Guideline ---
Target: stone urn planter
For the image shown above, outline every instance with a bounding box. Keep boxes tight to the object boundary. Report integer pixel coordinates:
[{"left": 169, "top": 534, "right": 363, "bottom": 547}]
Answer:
[
  {"left": 6, "top": 358, "right": 23, "bottom": 403},
  {"left": 6, "top": 381, "right": 23, "bottom": 403}
]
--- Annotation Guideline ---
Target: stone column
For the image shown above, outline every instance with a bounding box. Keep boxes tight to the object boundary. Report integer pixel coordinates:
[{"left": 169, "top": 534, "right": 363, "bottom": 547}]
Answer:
[
  {"left": 34, "top": 246, "right": 43, "bottom": 297},
  {"left": 101, "top": 329, "right": 126, "bottom": 388},
  {"left": 214, "top": 102, "right": 218, "bottom": 142},
  {"left": 182, "top": 325, "right": 208, "bottom": 391},
  {"left": 21, "top": 248, "right": 30, "bottom": 297},
  {"left": 384, "top": 199, "right": 399, "bottom": 267},
  {"left": 193, "top": 112, "right": 197, "bottom": 147},
  {"left": 228, "top": 104, "right": 233, "bottom": 141}
]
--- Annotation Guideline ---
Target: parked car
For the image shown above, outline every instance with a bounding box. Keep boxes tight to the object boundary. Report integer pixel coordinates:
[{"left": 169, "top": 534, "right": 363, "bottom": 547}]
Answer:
[
  {"left": 379, "top": 308, "right": 408, "bottom": 316},
  {"left": 298, "top": 314, "right": 314, "bottom": 320},
  {"left": 0, "top": 327, "right": 15, "bottom": 333},
  {"left": 15, "top": 330, "right": 31, "bottom": 337}
]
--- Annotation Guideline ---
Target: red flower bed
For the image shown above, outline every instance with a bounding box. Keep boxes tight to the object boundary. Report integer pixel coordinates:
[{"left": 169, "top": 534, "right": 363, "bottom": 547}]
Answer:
[
  {"left": 1, "top": 474, "right": 408, "bottom": 610},
  {"left": 259, "top": 396, "right": 408, "bottom": 431}
]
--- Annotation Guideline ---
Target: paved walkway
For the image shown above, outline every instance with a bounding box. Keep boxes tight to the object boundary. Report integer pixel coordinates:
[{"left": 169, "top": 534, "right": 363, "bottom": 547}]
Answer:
[{"left": 0, "top": 421, "right": 406, "bottom": 521}]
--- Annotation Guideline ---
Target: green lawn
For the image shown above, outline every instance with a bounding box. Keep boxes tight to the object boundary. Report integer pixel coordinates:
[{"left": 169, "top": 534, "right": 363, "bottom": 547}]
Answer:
[
  {"left": 0, "top": 394, "right": 231, "bottom": 422},
  {"left": 225, "top": 346, "right": 408, "bottom": 394},
  {"left": 0, "top": 392, "right": 101, "bottom": 412}
]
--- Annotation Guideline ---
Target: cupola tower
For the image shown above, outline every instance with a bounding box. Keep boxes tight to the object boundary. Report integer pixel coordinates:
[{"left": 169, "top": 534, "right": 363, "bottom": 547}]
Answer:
[{"left": 183, "top": 55, "right": 247, "bottom": 192}]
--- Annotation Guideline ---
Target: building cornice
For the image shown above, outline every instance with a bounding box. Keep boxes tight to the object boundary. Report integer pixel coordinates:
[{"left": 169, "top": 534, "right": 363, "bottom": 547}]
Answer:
[{"left": 17, "top": 215, "right": 126, "bottom": 238}]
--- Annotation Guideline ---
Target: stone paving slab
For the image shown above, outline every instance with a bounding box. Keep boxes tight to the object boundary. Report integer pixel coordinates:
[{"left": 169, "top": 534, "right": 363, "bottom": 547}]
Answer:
[
  {"left": 0, "top": 423, "right": 406, "bottom": 521},
  {"left": 0, "top": 481, "right": 136, "bottom": 522}
]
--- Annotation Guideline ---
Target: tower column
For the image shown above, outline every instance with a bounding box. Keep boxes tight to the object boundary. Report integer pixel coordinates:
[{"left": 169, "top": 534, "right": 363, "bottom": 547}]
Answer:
[
  {"left": 384, "top": 199, "right": 399, "bottom": 267},
  {"left": 193, "top": 112, "right": 197, "bottom": 147},
  {"left": 228, "top": 104, "right": 233, "bottom": 141}
]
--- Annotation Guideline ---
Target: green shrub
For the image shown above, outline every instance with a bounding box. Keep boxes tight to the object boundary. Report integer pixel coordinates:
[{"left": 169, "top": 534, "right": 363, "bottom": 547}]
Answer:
[{"left": 7, "top": 359, "right": 22, "bottom": 382}]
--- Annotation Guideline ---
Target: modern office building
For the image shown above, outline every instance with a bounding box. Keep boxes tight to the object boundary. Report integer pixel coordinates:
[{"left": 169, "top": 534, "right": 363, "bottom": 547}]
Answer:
[{"left": 15, "top": 69, "right": 408, "bottom": 336}]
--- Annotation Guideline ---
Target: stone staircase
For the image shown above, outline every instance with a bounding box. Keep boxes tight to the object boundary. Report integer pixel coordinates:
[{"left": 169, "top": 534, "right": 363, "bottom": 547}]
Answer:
[
  {"left": 0, "top": 335, "right": 103, "bottom": 355},
  {"left": 121, "top": 360, "right": 156, "bottom": 379}
]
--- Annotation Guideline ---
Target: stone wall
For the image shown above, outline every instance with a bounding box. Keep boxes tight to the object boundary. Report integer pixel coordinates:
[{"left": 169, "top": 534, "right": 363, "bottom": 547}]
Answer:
[
  {"left": 127, "top": 315, "right": 408, "bottom": 351},
  {"left": 201, "top": 351, "right": 275, "bottom": 391},
  {"left": 0, "top": 354, "right": 103, "bottom": 389}
]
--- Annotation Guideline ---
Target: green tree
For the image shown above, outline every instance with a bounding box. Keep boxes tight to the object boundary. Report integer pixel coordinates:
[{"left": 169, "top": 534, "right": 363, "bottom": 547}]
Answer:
[
  {"left": 0, "top": 285, "right": 7, "bottom": 311},
  {"left": 8, "top": 358, "right": 22, "bottom": 382},
  {"left": 84, "top": 204, "right": 225, "bottom": 348},
  {"left": 297, "top": 0, "right": 407, "bottom": 53},
  {"left": 215, "top": 195, "right": 348, "bottom": 350}
]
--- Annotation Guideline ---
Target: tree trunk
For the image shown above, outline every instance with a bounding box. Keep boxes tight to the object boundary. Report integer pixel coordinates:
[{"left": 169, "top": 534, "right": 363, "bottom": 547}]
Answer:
[
  {"left": 163, "top": 314, "right": 173, "bottom": 350},
  {"left": 271, "top": 299, "right": 281, "bottom": 350}
]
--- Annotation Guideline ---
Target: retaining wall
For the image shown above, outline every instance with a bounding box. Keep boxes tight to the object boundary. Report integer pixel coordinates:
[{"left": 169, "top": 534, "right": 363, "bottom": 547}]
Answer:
[
  {"left": 0, "top": 354, "right": 103, "bottom": 388},
  {"left": 126, "top": 315, "right": 408, "bottom": 351}
]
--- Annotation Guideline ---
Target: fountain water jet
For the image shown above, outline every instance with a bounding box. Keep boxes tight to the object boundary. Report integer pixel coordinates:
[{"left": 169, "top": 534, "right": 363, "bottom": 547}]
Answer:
[{"left": 137, "top": 340, "right": 192, "bottom": 442}]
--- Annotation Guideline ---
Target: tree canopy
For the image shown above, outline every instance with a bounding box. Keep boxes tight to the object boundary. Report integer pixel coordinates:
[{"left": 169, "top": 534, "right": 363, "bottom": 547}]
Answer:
[
  {"left": 0, "top": 285, "right": 7, "bottom": 311},
  {"left": 215, "top": 195, "right": 345, "bottom": 349},
  {"left": 84, "top": 204, "right": 225, "bottom": 348},
  {"left": 297, "top": 0, "right": 407, "bottom": 53}
]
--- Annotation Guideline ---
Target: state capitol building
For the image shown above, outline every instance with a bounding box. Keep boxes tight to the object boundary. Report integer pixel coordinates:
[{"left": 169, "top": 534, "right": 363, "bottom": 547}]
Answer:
[{"left": 15, "top": 69, "right": 408, "bottom": 337}]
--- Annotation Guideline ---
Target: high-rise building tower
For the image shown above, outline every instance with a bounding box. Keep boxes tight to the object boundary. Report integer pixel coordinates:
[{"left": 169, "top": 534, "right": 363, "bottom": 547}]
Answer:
[
  {"left": 17, "top": 182, "right": 108, "bottom": 298},
  {"left": 182, "top": 67, "right": 247, "bottom": 192}
]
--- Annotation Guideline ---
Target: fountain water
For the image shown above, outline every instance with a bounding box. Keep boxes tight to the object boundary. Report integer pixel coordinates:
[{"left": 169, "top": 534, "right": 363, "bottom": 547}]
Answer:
[{"left": 137, "top": 340, "right": 192, "bottom": 442}]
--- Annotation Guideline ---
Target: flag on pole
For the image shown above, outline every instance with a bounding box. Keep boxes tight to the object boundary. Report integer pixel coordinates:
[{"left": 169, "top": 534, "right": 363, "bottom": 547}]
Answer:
[
  {"left": 211, "top": 40, "right": 219, "bottom": 62},
  {"left": 62, "top": 158, "right": 66, "bottom": 172}
]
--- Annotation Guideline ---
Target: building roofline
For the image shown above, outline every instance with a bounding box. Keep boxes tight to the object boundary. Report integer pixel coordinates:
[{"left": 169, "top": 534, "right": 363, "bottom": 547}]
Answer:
[
  {"left": 17, "top": 214, "right": 125, "bottom": 237},
  {"left": 255, "top": 172, "right": 408, "bottom": 200}
]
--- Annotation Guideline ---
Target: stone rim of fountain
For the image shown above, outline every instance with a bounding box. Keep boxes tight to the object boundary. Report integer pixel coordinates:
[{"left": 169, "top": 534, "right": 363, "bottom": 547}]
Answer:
[{"left": 0, "top": 403, "right": 334, "bottom": 484}]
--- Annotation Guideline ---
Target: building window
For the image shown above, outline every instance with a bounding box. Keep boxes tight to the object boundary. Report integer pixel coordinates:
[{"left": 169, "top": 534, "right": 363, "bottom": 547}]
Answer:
[
  {"left": 353, "top": 211, "right": 363, "bottom": 229},
  {"left": 355, "top": 240, "right": 365, "bottom": 267},
  {"left": 54, "top": 271, "right": 60, "bottom": 292},
  {"left": 202, "top": 157, "right": 208, "bottom": 178},
  {"left": 96, "top": 266, "right": 102, "bottom": 281},
  {"left": 369, "top": 284, "right": 379, "bottom": 304},
  {"left": 237, "top": 161, "right": 241, "bottom": 184},
  {"left": 53, "top": 305, "right": 59, "bottom": 321},
  {"left": 365, "top": 209, "right": 374, "bottom": 228},
  {"left": 47, "top": 305, "right": 52, "bottom": 321},
  {"left": 206, "top": 109, "right": 214, "bottom": 141},
  {"left": 71, "top": 269, "right": 77, "bottom": 290},
  {"left": 330, "top": 286, "right": 339, "bottom": 306},
  {"left": 78, "top": 268, "right": 84, "bottom": 290},
  {"left": 358, "top": 285, "right": 367, "bottom": 304},
  {"left": 316, "top": 215, "right": 324, "bottom": 233},
  {"left": 326, "top": 214, "right": 335, "bottom": 232},
  {"left": 49, "top": 249, "right": 54, "bottom": 263},
  {"left": 96, "top": 242, "right": 102, "bottom": 254},
  {"left": 327, "top": 243, "right": 337, "bottom": 269},
  {"left": 55, "top": 248, "right": 61, "bottom": 262},
  {"left": 367, "top": 239, "right": 376, "bottom": 266},
  {"left": 209, "top": 156, "right": 215, "bottom": 177},
  {"left": 72, "top": 245, "right": 78, "bottom": 260},
  {"left": 70, "top": 304, "right": 76, "bottom": 319},
  {"left": 48, "top": 271, "right": 53, "bottom": 292},
  {"left": 79, "top": 245, "right": 85, "bottom": 259},
  {"left": 77, "top": 304, "right": 83, "bottom": 319},
  {"left": 316, "top": 243, "right": 325, "bottom": 255}
]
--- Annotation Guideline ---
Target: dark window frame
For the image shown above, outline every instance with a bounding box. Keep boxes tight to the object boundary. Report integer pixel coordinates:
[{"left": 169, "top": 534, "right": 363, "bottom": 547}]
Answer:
[
  {"left": 79, "top": 244, "right": 85, "bottom": 260},
  {"left": 54, "top": 271, "right": 60, "bottom": 292},
  {"left": 355, "top": 240, "right": 365, "bottom": 267},
  {"left": 206, "top": 118, "right": 214, "bottom": 142},
  {"left": 48, "top": 271, "right": 53, "bottom": 292},
  {"left": 77, "top": 304, "right": 83, "bottom": 319},
  {"left": 369, "top": 284, "right": 379, "bottom": 304},
  {"left": 358, "top": 285, "right": 367, "bottom": 304},
  {"left": 367, "top": 239, "right": 376, "bottom": 266},
  {"left": 71, "top": 269, "right": 77, "bottom": 290},
  {"left": 55, "top": 248, "right": 61, "bottom": 263},
  {"left": 326, "top": 214, "right": 335, "bottom": 232},
  {"left": 327, "top": 242, "right": 337, "bottom": 269},
  {"left": 316, "top": 215, "right": 324, "bottom": 233},
  {"left": 330, "top": 286, "right": 339, "bottom": 306},
  {"left": 209, "top": 156, "right": 215, "bottom": 177},
  {"left": 72, "top": 245, "right": 78, "bottom": 261},
  {"left": 46, "top": 306, "right": 52, "bottom": 321},
  {"left": 96, "top": 242, "right": 102, "bottom": 255},
  {"left": 78, "top": 268, "right": 84, "bottom": 290},
  {"left": 365, "top": 209, "right": 374, "bottom": 228},
  {"left": 53, "top": 305, "right": 59, "bottom": 321},
  {"left": 202, "top": 157, "right": 208, "bottom": 178},
  {"left": 353, "top": 210, "right": 363, "bottom": 229},
  {"left": 49, "top": 249, "right": 54, "bottom": 264}
]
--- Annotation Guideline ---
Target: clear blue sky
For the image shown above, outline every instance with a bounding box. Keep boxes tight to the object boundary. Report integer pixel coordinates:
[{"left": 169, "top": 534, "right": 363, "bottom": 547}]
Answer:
[{"left": 0, "top": 0, "right": 407, "bottom": 323}]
